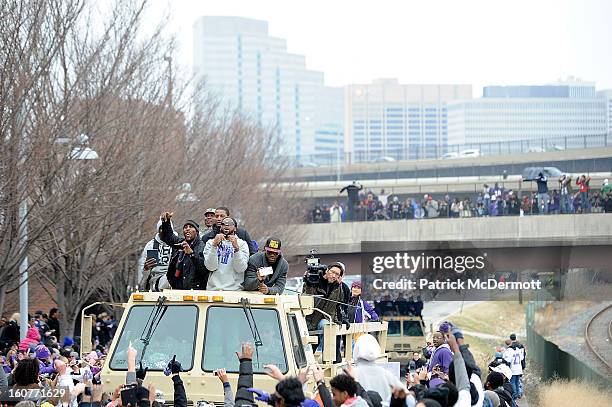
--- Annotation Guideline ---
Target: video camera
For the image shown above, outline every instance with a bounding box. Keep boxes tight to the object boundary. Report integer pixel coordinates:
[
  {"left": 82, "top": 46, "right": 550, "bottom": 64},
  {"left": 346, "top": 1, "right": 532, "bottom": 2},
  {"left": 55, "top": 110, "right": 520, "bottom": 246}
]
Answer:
[{"left": 304, "top": 249, "right": 327, "bottom": 285}]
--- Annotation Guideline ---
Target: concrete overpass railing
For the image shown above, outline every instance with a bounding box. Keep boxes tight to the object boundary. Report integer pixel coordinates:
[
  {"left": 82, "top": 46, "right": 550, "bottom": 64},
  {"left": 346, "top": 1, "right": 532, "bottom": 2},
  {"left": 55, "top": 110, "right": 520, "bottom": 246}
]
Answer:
[{"left": 291, "top": 214, "right": 612, "bottom": 255}]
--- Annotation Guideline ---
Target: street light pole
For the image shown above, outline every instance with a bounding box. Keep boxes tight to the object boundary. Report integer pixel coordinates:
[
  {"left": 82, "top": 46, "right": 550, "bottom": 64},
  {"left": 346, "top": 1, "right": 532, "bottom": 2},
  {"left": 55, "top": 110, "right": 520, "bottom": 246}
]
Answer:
[
  {"left": 19, "top": 200, "right": 29, "bottom": 340},
  {"left": 17, "top": 135, "right": 99, "bottom": 340}
]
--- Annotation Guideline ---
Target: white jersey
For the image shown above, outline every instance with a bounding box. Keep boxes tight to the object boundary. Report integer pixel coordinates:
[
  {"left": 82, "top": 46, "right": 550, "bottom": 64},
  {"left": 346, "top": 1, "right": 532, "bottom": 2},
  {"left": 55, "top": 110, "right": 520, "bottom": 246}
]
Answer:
[
  {"left": 503, "top": 346, "right": 524, "bottom": 375},
  {"left": 138, "top": 235, "right": 173, "bottom": 289}
]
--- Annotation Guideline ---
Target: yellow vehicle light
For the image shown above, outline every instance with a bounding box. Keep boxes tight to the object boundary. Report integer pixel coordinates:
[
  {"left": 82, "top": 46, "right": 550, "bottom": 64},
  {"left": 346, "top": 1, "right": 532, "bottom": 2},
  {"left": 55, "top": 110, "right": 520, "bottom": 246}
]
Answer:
[
  {"left": 263, "top": 297, "right": 276, "bottom": 304},
  {"left": 133, "top": 294, "right": 144, "bottom": 301},
  {"left": 197, "top": 296, "right": 209, "bottom": 301},
  {"left": 212, "top": 296, "right": 224, "bottom": 302},
  {"left": 183, "top": 295, "right": 194, "bottom": 301}
]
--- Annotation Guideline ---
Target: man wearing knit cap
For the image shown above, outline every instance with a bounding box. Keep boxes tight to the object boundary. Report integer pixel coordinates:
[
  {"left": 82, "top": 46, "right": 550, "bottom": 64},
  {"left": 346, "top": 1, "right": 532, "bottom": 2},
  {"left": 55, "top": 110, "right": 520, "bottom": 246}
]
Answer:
[
  {"left": 159, "top": 211, "right": 208, "bottom": 289},
  {"left": 138, "top": 219, "right": 176, "bottom": 291}
]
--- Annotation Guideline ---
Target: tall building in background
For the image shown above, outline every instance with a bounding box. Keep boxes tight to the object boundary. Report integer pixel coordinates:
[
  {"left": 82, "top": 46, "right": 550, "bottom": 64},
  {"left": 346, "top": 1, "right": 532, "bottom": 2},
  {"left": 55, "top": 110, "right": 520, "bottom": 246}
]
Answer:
[
  {"left": 344, "top": 79, "right": 472, "bottom": 161},
  {"left": 312, "top": 86, "right": 344, "bottom": 165},
  {"left": 193, "top": 16, "right": 326, "bottom": 159},
  {"left": 448, "top": 80, "right": 608, "bottom": 149},
  {"left": 597, "top": 89, "right": 612, "bottom": 137}
]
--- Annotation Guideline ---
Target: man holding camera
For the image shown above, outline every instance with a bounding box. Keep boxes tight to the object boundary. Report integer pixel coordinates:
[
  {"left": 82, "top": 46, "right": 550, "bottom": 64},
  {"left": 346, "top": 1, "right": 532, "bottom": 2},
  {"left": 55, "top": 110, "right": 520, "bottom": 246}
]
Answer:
[
  {"left": 303, "top": 262, "right": 350, "bottom": 359},
  {"left": 204, "top": 216, "right": 249, "bottom": 290},
  {"left": 242, "top": 237, "right": 288, "bottom": 294},
  {"left": 160, "top": 211, "right": 208, "bottom": 289}
]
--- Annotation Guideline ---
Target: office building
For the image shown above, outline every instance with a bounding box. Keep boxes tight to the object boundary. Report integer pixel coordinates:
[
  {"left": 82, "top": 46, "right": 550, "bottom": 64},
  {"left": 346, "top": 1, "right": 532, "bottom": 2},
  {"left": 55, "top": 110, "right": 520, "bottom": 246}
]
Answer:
[
  {"left": 193, "top": 16, "right": 325, "bottom": 158},
  {"left": 597, "top": 89, "right": 612, "bottom": 137},
  {"left": 344, "top": 79, "right": 472, "bottom": 160},
  {"left": 312, "top": 86, "right": 344, "bottom": 165},
  {"left": 448, "top": 80, "right": 608, "bottom": 149}
]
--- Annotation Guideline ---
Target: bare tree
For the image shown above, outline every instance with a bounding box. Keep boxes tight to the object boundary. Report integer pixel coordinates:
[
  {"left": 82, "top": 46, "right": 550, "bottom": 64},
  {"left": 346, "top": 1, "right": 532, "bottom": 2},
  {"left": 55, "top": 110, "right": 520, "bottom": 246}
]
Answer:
[{"left": 1, "top": 0, "right": 302, "bottom": 339}]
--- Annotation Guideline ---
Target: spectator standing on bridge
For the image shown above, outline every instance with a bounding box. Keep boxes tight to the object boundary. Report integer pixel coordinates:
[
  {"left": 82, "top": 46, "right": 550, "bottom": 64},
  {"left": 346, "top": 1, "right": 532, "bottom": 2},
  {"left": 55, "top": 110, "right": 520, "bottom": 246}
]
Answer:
[
  {"left": 160, "top": 212, "right": 208, "bottom": 290},
  {"left": 604, "top": 183, "right": 612, "bottom": 213},
  {"left": 330, "top": 201, "right": 344, "bottom": 223},
  {"left": 559, "top": 174, "right": 573, "bottom": 214},
  {"left": 428, "top": 332, "right": 453, "bottom": 374},
  {"left": 204, "top": 217, "right": 249, "bottom": 291},
  {"left": 601, "top": 178, "right": 612, "bottom": 196},
  {"left": 340, "top": 181, "right": 363, "bottom": 222},
  {"left": 590, "top": 190, "right": 604, "bottom": 213},
  {"left": 483, "top": 184, "right": 491, "bottom": 216},
  {"left": 389, "top": 196, "right": 402, "bottom": 219},
  {"left": 426, "top": 196, "right": 439, "bottom": 218},
  {"left": 549, "top": 190, "right": 560, "bottom": 214},
  {"left": 536, "top": 172, "right": 549, "bottom": 214},
  {"left": 576, "top": 174, "right": 591, "bottom": 213},
  {"left": 450, "top": 199, "right": 461, "bottom": 218},
  {"left": 243, "top": 237, "right": 287, "bottom": 295}
]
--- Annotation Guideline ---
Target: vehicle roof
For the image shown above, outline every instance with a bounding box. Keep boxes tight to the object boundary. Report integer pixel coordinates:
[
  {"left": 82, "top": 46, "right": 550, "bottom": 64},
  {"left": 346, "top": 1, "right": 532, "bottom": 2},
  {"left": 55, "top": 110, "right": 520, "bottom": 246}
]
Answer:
[{"left": 127, "top": 289, "right": 313, "bottom": 308}]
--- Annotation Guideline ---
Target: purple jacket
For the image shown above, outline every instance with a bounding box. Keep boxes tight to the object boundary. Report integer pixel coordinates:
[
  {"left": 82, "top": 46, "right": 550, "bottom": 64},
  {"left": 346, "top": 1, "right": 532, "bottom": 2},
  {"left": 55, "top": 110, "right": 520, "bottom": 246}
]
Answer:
[
  {"left": 428, "top": 344, "right": 453, "bottom": 373},
  {"left": 350, "top": 297, "right": 379, "bottom": 323},
  {"left": 38, "top": 360, "right": 56, "bottom": 375}
]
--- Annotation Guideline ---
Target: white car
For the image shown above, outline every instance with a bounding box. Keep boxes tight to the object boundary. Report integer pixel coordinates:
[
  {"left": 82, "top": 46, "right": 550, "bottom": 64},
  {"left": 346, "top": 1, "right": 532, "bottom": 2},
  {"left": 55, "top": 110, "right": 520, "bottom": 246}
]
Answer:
[
  {"left": 458, "top": 149, "right": 480, "bottom": 158},
  {"left": 371, "top": 156, "right": 396, "bottom": 163},
  {"left": 440, "top": 152, "right": 459, "bottom": 159}
]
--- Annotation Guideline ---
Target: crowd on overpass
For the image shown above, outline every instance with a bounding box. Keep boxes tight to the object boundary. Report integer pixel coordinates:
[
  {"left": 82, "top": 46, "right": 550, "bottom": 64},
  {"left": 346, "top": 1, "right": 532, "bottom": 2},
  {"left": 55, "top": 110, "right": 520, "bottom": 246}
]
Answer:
[{"left": 309, "top": 176, "right": 612, "bottom": 223}]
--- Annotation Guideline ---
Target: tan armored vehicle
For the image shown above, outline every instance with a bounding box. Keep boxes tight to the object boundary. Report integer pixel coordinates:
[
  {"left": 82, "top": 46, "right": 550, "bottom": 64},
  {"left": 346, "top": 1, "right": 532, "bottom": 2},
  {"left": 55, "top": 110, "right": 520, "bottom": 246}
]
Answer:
[
  {"left": 384, "top": 316, "right": 426, "bottom": 366},
  {"left": 81, "top": 290, "right": 388, "bottom": 405}
]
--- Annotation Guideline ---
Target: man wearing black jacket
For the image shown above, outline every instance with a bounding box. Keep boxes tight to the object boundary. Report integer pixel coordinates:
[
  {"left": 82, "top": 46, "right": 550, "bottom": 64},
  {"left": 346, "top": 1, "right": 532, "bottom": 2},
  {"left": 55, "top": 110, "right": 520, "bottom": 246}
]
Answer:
[
  {"left": 201, "top": 207, "right": 257, "bottom": 255},
  {"left": 303, "top": 262, "right": 350, "bottom": 362},
  {"left": 160, "top": 211, "right": 208, "bottom": 289}
]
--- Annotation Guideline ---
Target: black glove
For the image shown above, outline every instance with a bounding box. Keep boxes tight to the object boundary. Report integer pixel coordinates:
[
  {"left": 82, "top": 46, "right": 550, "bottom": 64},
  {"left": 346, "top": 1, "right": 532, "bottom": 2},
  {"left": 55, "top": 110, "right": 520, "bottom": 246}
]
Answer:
[
  {"left": 168, "top": 355, "right": 182, "bottom": 374},
  {"left": 343, "top": 321, "right": 350, "bottom": 330},
  {"left": 136, "top": 361, "right": 148, "bottom": 380}
]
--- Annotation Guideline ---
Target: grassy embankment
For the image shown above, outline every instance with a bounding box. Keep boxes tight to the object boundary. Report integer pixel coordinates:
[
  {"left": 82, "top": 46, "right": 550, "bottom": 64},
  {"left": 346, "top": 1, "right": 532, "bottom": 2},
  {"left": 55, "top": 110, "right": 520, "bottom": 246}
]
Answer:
[{"left": 446, "top": 301, "right": 526, "bottom": 371}]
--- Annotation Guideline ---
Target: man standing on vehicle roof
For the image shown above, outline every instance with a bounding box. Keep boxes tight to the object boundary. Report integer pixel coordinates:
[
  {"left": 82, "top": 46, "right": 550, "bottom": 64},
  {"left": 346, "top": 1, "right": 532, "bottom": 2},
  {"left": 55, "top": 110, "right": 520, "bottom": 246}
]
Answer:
[
  {"left": 160, "top": 211, "right": 208, "bottom": 289},
  {"left": 138, "top": 220, "right": 175, "bottom": 291},
  {"left": 204, "top": 216, "right": 249, "bottom": 290},
  {"left": 201, "top": 207, "right": 257, "bottom": 255},
  {"left": 200, "top": 208, "right": 216, "bottom": 236},
  {"left": 242, "top": 237, "right": 288, "bottom": 294}
]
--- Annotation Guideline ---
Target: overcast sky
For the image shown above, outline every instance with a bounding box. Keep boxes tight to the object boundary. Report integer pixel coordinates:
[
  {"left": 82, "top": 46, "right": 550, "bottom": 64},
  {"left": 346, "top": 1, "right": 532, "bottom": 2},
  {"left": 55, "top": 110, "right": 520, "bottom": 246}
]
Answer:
[{"left": 147, "top": 0, "right": 612, "bottom": 95}]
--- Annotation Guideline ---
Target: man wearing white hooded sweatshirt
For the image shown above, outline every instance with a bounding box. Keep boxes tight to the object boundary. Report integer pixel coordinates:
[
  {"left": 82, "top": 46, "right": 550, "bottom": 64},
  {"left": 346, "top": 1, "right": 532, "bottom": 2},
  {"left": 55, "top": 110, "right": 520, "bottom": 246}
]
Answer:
[{"left": 352, "top": 334, "right": 414, "bottom": 407}]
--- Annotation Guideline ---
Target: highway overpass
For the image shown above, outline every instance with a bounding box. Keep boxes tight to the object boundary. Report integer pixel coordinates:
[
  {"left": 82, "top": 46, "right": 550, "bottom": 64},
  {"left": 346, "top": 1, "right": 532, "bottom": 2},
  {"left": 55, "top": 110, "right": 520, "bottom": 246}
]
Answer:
[
  {"left": 290, "top": 213, "right": 612, "bottom": 255},
  {"left": 281, "top": 146, "right": 612, "bottom": 183},
  {"left": 285, "top": 213, "right": 612, "bottom": 278},
  {"left": 278, "top": 173, "right": 611, "bottom": 199}
]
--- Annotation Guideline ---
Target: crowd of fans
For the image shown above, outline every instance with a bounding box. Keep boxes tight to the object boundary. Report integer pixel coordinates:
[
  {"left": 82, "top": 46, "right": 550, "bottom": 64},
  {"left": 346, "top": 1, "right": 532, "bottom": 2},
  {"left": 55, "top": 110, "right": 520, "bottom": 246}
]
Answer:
[
  {"left": 0, "top": 204, "right": 533, "bottom": 407},
  {"left": 310, "top": 176, "right": 612, "bottom": 222}
]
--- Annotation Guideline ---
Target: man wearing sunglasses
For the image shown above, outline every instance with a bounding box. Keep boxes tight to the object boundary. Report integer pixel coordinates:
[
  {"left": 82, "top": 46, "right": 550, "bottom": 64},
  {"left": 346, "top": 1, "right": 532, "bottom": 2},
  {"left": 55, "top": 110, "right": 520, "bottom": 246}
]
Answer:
[
  {"left": 242, "top": 237, "right": 288, "bottom": 294},
  {"left": 204, "top": 217, "right": 250, "bottom": 290}
]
